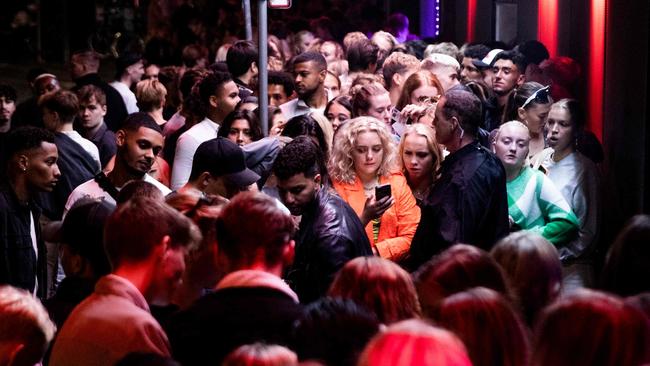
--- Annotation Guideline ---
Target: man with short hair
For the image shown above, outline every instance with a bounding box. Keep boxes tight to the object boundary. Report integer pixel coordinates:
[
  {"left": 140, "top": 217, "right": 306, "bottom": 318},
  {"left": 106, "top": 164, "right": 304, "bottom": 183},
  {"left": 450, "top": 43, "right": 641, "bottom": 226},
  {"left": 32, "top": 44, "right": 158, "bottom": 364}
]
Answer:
[
  {"left": 409, "top": 90, "right": 509, "bottom": 270},
  {"left": 460, "top": 44, "right": 490, "bottom": 82},
  {"left": 268, "top": 71, "right": 295, "bottom": 107},
  {"left": 168, "top": 191, "right": 303, "bottom": 365},
  {"left": 171, "top": 71, "right": 240, "bottom": 190},
  {"left": 226, "top": 40, "right": 259, "bottom": 99},
  {"left": 70, "top": 50, "right": 128, "bottom": 131},
  {"left": 110, "top": 52, "right": 145, "bottom": 114},
  {"left": 12, "top": 72, "right": 61, "bottom": 130},
  {"left": 343, "top": 39, "right": 380, "bottom": 91},
  {"left": 0, "top": 285, "right": 56, "bottom": 366},
  {"left": 280, "top": 52, "right": 329, "bottom": 120},
  {"left": 0, "top": 84, "right": 17, "bottom": 134},
  {"left": 382, "top": 52, "right": 421, "bottom": 105},
  {"left": 1, "top": 127, "right": 60, "bottom": 298},
  {"left": 179, "top": 137, "right": 260, "bottom": 199},
  {"left": 50, "top": 197, "right": 201, "bottom": 366},
  {"left": 76, "top": 85, "right": 117, "bottom": 169},
  {"left": 491, "top": 50, "right": 526, "bottom": 126},
  {"left": 421, "top": 53, "right": 462, "bottom": 92},
  {"left": 65, "top": 112, "right": 171, "bottom": 210},
  {"left": 272, "top": 137, "right": 372, "bottom": 302},
  {"left": 40, "top": 90, "right": 101, "bottom": 170}
]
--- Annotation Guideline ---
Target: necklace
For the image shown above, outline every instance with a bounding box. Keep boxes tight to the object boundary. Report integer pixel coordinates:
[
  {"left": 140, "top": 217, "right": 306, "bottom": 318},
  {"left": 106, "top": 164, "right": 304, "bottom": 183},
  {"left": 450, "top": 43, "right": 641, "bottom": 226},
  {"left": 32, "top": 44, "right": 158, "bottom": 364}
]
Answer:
[{"left": 362, "top": 177, "right": 380, "bottom": 194}]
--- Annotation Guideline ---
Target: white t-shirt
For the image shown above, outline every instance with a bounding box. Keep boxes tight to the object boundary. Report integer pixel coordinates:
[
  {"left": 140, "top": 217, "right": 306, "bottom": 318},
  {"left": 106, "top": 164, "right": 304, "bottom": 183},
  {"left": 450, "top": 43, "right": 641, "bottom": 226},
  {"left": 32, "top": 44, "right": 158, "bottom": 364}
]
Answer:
[
  {"left": 170, "top": 117, "right": 220, "bottom": 190},
  {"left": 110, "top": 81, "right": 139, "bottom": 114},
  {"left": 65, "top": 174, "right": 171, "bottom": 214},
  {"left": 63, "top": 130, "right": 102, "bottom": 171}
]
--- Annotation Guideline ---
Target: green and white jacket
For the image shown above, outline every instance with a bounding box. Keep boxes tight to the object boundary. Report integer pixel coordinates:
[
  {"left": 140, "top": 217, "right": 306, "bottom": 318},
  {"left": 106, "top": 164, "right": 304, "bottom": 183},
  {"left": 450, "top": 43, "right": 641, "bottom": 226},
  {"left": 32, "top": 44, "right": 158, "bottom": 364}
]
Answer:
[{"left": 507, "top": 166, "right": 579, "bottom": 246}]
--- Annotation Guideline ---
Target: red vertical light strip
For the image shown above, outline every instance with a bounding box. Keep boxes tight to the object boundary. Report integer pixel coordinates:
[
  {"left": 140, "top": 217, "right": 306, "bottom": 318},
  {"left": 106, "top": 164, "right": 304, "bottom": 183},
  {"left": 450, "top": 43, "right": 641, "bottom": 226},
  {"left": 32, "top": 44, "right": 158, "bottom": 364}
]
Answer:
[
  {"left": 588, "top": 0, "right": 605, "bottom": 141},
  {"left": 467, "top": 0, "right": 476, "bottom": 42},
  {"left": 537, "top": 0, "right": 558, "bottom": 57}
]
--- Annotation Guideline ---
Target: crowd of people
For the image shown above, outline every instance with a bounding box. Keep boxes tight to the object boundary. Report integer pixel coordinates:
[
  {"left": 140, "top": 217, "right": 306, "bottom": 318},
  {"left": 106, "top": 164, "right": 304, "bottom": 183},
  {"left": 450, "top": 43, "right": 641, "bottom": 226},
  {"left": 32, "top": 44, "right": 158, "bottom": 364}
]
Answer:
[{"left": 0, "top": 5, "right": 649, "bottom": 366}]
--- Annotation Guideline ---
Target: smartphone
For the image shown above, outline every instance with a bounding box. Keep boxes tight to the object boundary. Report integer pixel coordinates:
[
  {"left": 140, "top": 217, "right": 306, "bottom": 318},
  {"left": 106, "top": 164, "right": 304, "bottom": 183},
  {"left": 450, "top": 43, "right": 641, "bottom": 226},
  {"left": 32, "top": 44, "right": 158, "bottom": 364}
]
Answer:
[{"left": 375, "top": 183, "right": 392, "bottom": 201}]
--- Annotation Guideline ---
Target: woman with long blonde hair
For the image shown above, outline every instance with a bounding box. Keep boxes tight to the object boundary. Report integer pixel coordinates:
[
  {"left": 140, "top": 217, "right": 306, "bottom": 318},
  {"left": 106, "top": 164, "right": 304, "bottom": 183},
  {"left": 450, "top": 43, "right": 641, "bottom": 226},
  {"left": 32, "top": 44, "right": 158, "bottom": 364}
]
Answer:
[{"left": 329, "top": 117, "right": 420, "bottom": 262}]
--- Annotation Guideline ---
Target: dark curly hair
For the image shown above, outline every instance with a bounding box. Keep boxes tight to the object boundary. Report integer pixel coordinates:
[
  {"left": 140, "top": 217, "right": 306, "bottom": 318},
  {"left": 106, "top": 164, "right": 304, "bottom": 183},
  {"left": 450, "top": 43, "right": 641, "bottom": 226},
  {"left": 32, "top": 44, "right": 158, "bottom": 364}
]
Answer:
[{"left": 272, "top": 136, "right": 324, "bottom": 182}]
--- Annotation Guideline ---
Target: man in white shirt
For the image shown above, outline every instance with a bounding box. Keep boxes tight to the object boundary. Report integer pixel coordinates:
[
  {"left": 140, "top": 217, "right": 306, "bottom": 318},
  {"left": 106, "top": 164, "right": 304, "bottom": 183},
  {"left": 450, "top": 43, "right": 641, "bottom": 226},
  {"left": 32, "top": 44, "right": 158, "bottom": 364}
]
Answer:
[
  {"left": 110, "top": 52, "right": 144, "bottom": 115},
  {"left": 66, "top": 112, "right": 170, "bottom": 211},
  {"left": 280, "top": 52, "right": 329, "bottom": 120},
  {"left": 171, "top": 71, "right": 240, "bottom": 189}
]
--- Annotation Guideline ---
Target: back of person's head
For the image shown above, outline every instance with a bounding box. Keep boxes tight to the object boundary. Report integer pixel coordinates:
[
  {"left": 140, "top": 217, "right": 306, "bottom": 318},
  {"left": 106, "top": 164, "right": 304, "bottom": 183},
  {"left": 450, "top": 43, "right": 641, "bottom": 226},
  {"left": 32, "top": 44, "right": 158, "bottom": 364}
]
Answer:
[
  {"left": 382, "top": 52, "right": 420, "bottom": 90},
  {"left": 182, "top": 44, "right": 208, "bottom": 68},
  {"left": 490, "top": 231, "right": 562, "bottom": 325},
  {"left": 424, "top": 42, "right": 461, "bottom": 61},
  {"left": 76, "top": 84, "right": 107, "bottom": 106},
  {"left": 273, "top": 136, "right": 324, "bottom": 181},
  {"left": 414, "top": 244, "right": 512, "bottom": 317},
  {"left": 226, "top": 40, "right": 259, "bottom": 78},
  {"left": 179, "top": 67, "right": 209, "bottom": 100},
  {"left": 58, "top": 197, "right": 115, "bottom": 278},
  {"left": 328, "top": 256, "right": 421, "bottom": 324},
  {"left": 39, "top": 89, "right": 79, "bottom": 123},
  {"left": 268, "top": 71, "right": 295, "bottom": 97},
  {"left": 463, "top": 44, "right": 491, "bottom": 60},
  {"left": 396, "top": 70, "right": 443, "bottom": 110},
  {"left": 386, "top": 12, "right": 409, "bottom": 34},
  {"left": 71, "top": 50, "right": 100, "bottom": 73},
  {"left": 343, "top": 32, "right": 368, "bottom": 52},
  {"left": 223, "top": 343, "right": 298, "bottom": 366},
  {"left": 0, "top": 285, "right": 56, "bottom": 366},
  {"left": 347, "top": 39, "right": 380, "bottom": 73},
  {"left": 136, "top": 79, "right": 167, "bottom": 112},
  {"left": 601, "top": 215, "right": 650, "bottom": 296},
  {"left": 293, "top": 297, "right": 380, "bottom": 366},
  {"left": 492, "top": 50, "right": 527, "bottom": 73},
  {"left": 119, "top": 111, "right": 163, "bottom": 134},
  {"left": 216, "top": 191, "right": 294, "bottom": 271},
  {"left": 351, "top": 82, "right": 389, "bottom": 117},
  {"left": 104, "top": 197, "right": 200, "bottom": 268},
  {"left": 532, "top": 289, "right": 650, "bottom": 366},
  {"left": 440, "top": 89, "right": 482, "bottom": 136},
  {"left": 517, "top": 40, "right": 550, "bottom": 67},
  {"left": 116, "top": 180, "right": 164, "bottom": 204},
  {"left": 292, "top": 51, "right": 327, "bottom": 73},
  {"left": 431, "top": 287, "right": 530, "bottom": 366},
  {"left": 115, "top": 352, "right": 181, "bottom": 366},
  {"left": 281, "top": 114, "right": 328, "bottom": 157},
  {"left": 358, "top": 319, "right": 473, "bottom": 366}
]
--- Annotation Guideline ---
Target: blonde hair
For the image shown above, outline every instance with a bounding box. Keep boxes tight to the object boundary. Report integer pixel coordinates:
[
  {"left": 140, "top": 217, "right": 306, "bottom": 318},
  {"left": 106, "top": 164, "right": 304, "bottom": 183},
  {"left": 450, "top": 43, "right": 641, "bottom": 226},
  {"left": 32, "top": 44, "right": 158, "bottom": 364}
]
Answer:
[
  {"left": 136, "top": 79, "right": 167, "bottom": 112},
  {"left": 310, "top": 111, "right": 334, "bottom": 154},
  {"left": 329, "top": 116, "right": 398, "bottom": 184},
  {"left": 343, "top": 31, "right": 368, "bottom": 51},
  {"left": 398, "top": 123, "right": 443, "bottom": 183},
  {"left": 0, "top": 285, "right": 56, "bottom": 349},
  {"left": 328, "top": 256, "right": 421, "bottom": 324}
]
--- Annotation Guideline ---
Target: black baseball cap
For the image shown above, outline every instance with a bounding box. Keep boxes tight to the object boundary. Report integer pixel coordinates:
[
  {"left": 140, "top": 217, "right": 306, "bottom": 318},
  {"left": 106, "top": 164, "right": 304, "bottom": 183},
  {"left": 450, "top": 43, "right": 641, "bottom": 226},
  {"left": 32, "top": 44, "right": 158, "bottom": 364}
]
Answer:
[{"left": 191, "top": 137, "right": 260, "bottom": 187}]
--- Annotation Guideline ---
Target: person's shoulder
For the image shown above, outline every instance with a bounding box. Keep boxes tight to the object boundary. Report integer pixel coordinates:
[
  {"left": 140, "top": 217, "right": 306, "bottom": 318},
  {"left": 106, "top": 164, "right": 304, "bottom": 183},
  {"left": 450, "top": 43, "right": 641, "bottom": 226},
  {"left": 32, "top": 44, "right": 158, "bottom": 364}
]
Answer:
[{"left": 144, "top": 174, "right": 172, "bottom": 195}]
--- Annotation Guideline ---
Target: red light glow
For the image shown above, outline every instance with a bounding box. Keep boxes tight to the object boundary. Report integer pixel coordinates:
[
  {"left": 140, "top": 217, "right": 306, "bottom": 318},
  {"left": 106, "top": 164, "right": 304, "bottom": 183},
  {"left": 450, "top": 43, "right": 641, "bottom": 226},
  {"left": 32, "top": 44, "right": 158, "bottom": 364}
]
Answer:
[
  {"left": 467, "top": 0, "right": 476, "bottom": 42},
  {"left": 538, "top": 0, "right": 558, "bottom": 57},
  {"left": 588, "top": 0, "right": 606, "bottom": 141}
]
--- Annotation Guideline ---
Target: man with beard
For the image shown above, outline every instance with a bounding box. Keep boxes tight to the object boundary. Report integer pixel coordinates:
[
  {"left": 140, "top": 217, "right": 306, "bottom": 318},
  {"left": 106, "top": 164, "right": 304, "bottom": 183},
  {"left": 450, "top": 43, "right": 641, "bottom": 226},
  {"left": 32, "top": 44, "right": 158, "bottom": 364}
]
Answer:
[
  {"left": 280, "top": 52, "right": 329, "bottom": 120},
  {"left": 1, "top": 127, "right": 61, "bottom": 298},
  {"left": 65, "top": 112, "right": 170, "bottom": 210},
  {"left": 272, "top": 137, "right": 371, "bottom": 303}
]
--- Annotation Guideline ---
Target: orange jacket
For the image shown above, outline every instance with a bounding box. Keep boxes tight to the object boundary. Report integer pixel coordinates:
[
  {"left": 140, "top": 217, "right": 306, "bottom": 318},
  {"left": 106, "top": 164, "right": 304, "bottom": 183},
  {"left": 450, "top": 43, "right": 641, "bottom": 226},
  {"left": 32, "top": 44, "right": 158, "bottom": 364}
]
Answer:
[{"left": 332, "top": 172, "right": 421, "bottom": 262}]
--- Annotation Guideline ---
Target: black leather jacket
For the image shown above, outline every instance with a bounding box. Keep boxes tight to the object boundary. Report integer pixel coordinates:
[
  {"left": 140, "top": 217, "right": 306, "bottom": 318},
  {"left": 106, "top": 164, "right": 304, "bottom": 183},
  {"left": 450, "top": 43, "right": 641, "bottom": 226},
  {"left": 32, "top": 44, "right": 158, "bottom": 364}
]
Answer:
[{"left": 286, "top": 187, "right": 372, "bottom": 303}]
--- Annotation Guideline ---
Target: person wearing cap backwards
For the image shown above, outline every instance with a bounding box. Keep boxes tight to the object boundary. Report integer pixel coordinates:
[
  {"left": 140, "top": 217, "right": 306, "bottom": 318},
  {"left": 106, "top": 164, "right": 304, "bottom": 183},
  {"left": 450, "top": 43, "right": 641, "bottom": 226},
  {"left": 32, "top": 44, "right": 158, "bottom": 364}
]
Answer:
[
  {"left": 178, "top": 137, "right": 260, "bottom": 200},
  {"left": 44, "top": 198, "right": 115, "bottom": 329},
  {"left": 65, "top": 112, "right": 171, "bottom": 211},
  {"left": 110, "top": 52, "right": 144, "bottom": 115},
  {"left": 472, "top": 48, "right": 504, "bottom": 89},
  {"left": 0, "top": 127, "right": 61, "bottom": 299},
  {"left": 460, "top": 44, "right": 491, "bottom": 82}
]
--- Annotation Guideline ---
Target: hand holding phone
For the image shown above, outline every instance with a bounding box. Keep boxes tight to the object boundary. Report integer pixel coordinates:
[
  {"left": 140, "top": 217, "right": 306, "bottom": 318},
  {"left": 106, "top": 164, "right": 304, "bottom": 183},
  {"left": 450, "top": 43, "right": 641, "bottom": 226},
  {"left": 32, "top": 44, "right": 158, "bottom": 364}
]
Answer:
[{"left": 375, "top": 183, "right": 392, "bottom": 201}]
